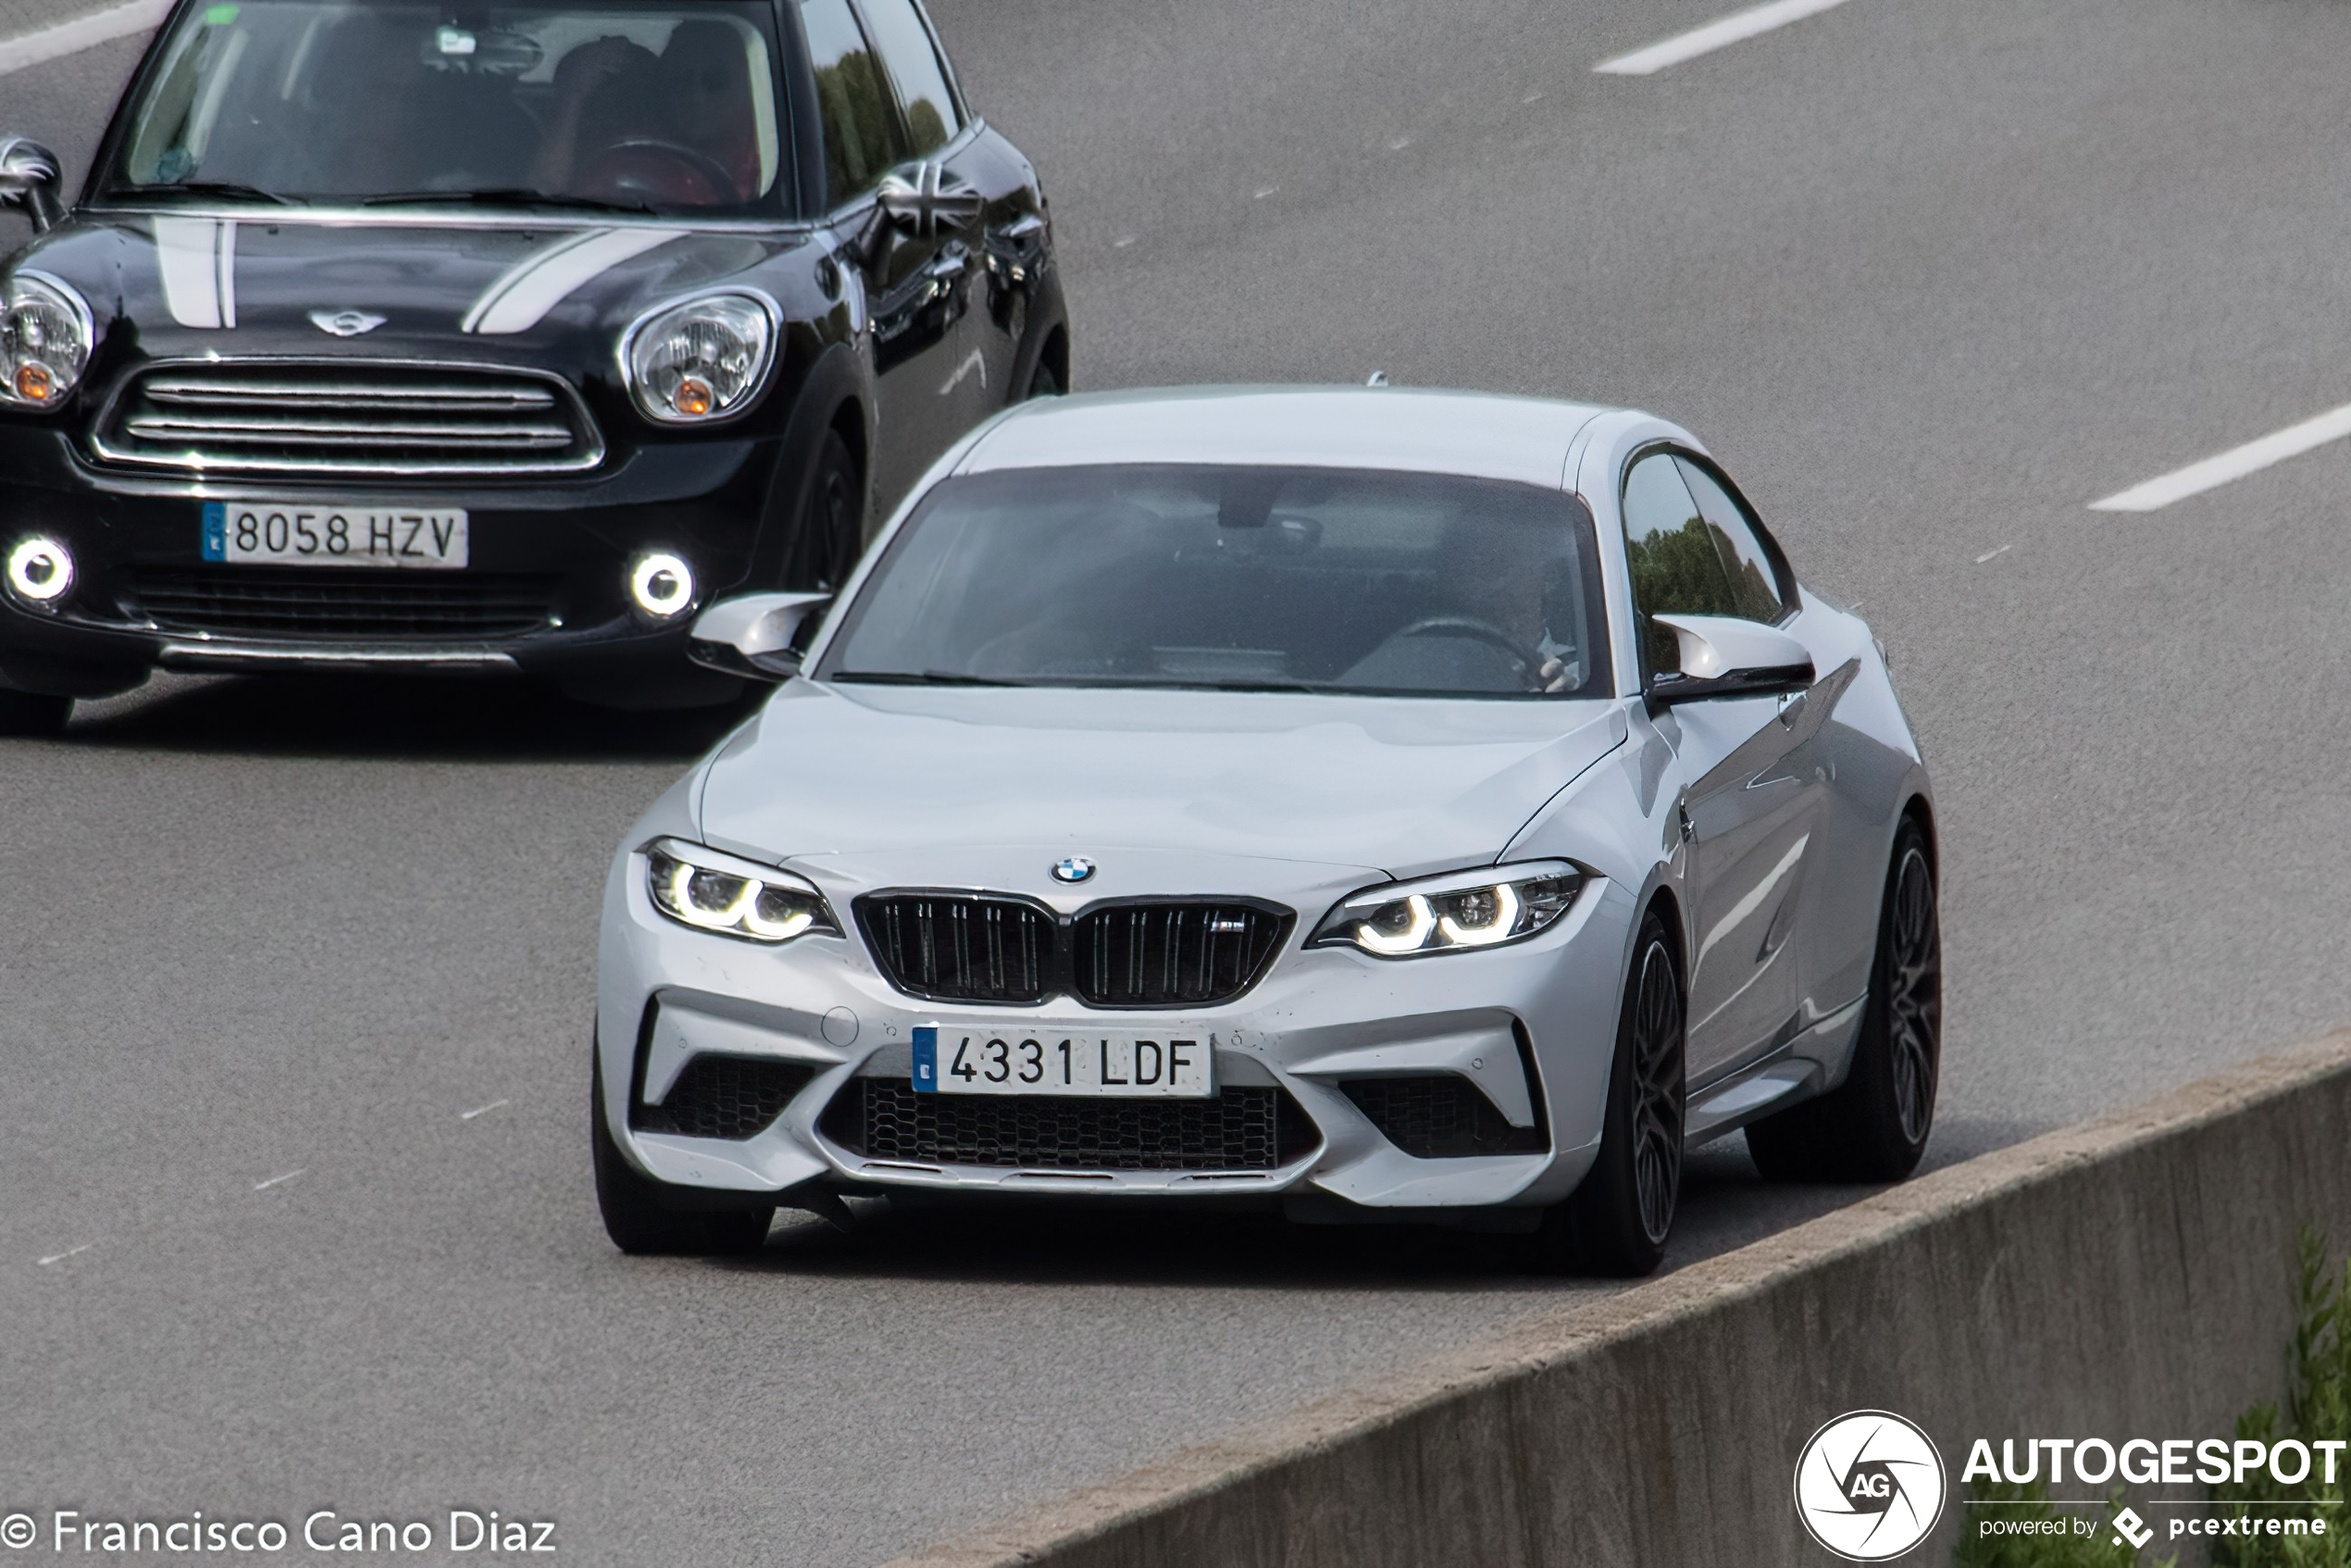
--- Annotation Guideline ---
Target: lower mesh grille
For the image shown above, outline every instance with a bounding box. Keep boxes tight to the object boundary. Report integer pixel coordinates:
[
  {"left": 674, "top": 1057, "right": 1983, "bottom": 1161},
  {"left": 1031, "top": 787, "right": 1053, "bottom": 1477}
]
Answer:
[
  {"left": 130, "top": 568, "right": 559, "bottom": 640},
  {"left": 1340, "top": 1075, "right": 1548, "bottom": 1158},
  {"left": 633, "top": 1055, "right": 815, "bottom": 1140},
  {"left": 829, "top": 1079, "right": 1312, "bottom": 1171}
]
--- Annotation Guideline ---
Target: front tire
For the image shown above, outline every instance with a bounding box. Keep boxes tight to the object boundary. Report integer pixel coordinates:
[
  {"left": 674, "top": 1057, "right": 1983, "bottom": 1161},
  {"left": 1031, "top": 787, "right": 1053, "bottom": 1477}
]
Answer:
[
  {"left": 780, "top": 429, "right": 865, "bottom": 593},
  {"left": 591, "top": 1049, "right": 773, "bottom": 1256},
  {"left": 1746, "top": 818, "right": 1941, "bottom": 1182},
  {"left": 0, "top": 687, "right": 71, "bottom": 736},
  {"left": 1526, "top": 911, "right": 1686, "bottom": 1277}
]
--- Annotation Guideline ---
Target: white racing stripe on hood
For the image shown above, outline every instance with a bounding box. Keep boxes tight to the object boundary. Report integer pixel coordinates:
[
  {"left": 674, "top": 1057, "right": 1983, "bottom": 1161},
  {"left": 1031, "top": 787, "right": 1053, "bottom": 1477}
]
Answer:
[
  {"left": 154, "top": 217, "right": 236, "bottom": 329},
  {"left": 462, "top": 226, "right": 686, "bottom": 335}
]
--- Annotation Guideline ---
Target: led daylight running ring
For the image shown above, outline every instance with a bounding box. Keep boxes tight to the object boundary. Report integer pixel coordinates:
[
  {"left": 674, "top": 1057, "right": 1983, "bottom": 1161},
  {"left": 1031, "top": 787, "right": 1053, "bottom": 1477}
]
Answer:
[
  {"left": 1357, "top": 894, "right": 1436, "bottom": 955},
  {"left": 5, "top": 535, "right": 71, "bottom": 604},
  {"left": 1438, "top": 881, "right": 1521, "bottom": 947},
  {"left": 628, "top": 553, "right": 694, "bottom": 618},
  {"left": 660, "top": 862, "right": 813, "bottom": 941}
]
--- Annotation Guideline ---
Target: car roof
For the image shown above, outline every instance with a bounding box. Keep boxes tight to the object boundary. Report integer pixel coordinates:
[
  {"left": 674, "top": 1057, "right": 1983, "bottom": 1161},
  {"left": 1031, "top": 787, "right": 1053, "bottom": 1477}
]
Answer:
[{"left": 958, "top": 385, "right": 1617, "bottom": 490}]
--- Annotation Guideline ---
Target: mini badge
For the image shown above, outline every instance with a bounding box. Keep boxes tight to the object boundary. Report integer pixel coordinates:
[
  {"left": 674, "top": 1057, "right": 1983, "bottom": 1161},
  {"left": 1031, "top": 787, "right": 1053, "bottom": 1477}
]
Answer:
[{"left": 308, "top": 309, "right": 386, "bottom": 337}]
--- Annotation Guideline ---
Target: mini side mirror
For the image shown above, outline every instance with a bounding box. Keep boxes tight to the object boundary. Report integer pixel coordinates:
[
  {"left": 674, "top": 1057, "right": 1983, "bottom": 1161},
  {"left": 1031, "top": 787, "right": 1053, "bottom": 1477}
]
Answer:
[
  {"left": 0, "top": 138, "right": 65, "bottom": 232},
  {"left": 873, "top": 161, "right": 982, "bottom": 239},
  {"left": 1644, "top": 613, "right": 1815, "bottom": 714},
  {"left": 687, "top": 591, "right": 831, "bottom": 682}
]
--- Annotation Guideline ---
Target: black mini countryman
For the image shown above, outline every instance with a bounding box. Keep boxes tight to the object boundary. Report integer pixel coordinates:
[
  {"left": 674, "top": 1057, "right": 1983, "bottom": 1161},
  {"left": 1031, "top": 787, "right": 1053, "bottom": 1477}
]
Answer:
[{"left": 0, "top": 0, "right": 1066, "bottom": 728}]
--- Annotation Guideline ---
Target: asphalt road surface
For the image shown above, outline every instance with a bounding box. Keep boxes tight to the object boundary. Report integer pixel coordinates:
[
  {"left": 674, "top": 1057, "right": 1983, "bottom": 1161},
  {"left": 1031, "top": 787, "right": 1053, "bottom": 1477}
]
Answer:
[{"left": 10, "top": 0, "right": 2351, "bottom": 1561}]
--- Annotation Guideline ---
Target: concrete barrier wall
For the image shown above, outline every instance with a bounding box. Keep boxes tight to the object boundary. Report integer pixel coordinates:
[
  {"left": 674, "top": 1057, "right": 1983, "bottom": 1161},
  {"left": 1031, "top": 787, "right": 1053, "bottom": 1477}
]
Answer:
[{"left": 885, "top": 1036, "right": 2351, "bottom": 1568}]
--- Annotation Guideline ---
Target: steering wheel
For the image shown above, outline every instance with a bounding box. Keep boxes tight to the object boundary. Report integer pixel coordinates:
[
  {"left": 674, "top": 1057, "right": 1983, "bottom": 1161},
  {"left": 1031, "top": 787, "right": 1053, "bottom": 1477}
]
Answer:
[
  {"left": 1388, "top": 615, "right": 1548, "bottom": 688},
  {"left": 581, "top": 137, "right": 740, "bottom": 206}
]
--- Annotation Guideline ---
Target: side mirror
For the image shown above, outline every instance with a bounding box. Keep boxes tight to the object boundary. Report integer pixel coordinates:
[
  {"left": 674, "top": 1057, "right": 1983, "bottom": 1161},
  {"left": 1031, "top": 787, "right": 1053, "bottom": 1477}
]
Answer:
[
  {"left": 0, "top": 138, "right": 65, "bottom": 232},
  {"left": 873, "top": 161, "right": 982, "bottom": 240},
  {"left": 686, "top": 591, "right": 831, "bottom": 682},
  {"left": 1644, "top": 613, "right": 1814, "bottom": 714}
]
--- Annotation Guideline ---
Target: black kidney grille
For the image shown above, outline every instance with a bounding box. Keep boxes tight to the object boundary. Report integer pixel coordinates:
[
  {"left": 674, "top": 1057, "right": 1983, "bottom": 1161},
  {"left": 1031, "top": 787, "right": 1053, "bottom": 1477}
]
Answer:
[
  {"left": 632, "top": 1055, "right": 814, "bottom": 1140},
  {"left": 832, "top": 1079, "right": 1312, "bottom": 1171},
  {"left": 1339, "top": 1075, "right": 1548, "bottom": 1158},
  {"left": 857, "top": 895, "right": 1052, "bottom": 1003},
  {"left": 1072, "top": 903, "right": 1289, "bottom": 1007}
]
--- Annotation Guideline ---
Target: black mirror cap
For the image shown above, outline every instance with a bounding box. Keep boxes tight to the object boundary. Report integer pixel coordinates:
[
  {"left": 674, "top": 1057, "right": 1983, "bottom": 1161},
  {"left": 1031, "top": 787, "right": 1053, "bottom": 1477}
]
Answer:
[
  {"left": 1643, "top": 660, "right": 1815, "bottom": 716},
  {"left": 0, "top": 137, "right": 65, "bottom": 231}
]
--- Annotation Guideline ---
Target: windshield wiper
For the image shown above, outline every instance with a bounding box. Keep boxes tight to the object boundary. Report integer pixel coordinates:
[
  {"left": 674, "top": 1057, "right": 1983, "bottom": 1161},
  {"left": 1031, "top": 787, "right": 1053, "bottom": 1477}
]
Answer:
[
  {"left": 828, "top": 670, "right": 1030, "bottom": 688},
  {"left": 128, "top": 180, "right": 302, "bottom": 206},
  {"left": 360, "top": 188, "right": 659, "bottom": 216}
]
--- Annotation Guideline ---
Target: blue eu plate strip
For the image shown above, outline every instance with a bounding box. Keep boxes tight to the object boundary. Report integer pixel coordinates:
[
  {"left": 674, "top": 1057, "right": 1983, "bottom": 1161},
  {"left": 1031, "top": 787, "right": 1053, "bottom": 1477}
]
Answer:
[
  {"left": 200, "top": 503, "right": 227, "bottom": 561},
  {"left": 911, "top": 1027, "right": 938, "bottom": 1093}
]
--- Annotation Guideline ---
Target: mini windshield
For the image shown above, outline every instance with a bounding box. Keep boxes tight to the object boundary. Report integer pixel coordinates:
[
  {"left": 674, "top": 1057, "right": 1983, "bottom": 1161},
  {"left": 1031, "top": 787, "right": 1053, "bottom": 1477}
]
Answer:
[
  {"left": 819, "top": 465, "right": 1614, "bottom": 700},
  {"left": 106, "top": 0, "right": 789, "bottom": 214}
]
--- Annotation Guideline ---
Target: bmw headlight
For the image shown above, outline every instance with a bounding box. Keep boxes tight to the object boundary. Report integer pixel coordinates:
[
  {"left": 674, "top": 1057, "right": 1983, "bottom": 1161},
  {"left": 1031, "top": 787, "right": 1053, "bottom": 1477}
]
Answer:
[
  {"left": 644, "top": 838, "right": 838, "bottom": 944},
  {"left": 0, "top": 272, "right": 92, "bottom": 409},
  {"left": 621, "top": 292, "right": 776, "bottom": 425},
  {"left": 1311, "top": 862, "right": 1585, "bottom": 958}
]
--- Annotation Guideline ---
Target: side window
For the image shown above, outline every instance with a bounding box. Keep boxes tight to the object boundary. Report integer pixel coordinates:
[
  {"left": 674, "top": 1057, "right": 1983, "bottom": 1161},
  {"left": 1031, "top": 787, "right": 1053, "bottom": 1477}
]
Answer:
[
  {"left": 798, "top": 0, "right": 903, "bottom": 206},
  {"left": 855, "top": 0, "right": 961, "bottom": 157},
  {"left": 1674, "top": 457, "right": 1788, "bottom": 623},
  {"left": 1620, "top": 451, "right": 1739, "bottom": 678}
]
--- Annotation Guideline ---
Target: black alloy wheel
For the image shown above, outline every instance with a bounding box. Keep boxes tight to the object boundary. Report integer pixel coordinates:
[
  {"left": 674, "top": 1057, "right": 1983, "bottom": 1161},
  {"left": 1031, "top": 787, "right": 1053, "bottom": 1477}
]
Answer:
[
  {"left": 781, "top": 429, "right": 865, "bottom": 593},
  {"left": 1746, "top": 817, "right": 1941, "bottom": 1182},
  {"left": 591, "top": 1045, "right": 774, "bottom": 1256},
  {"left": 0, "top": 688, "right": 71, "bottom": 737},
  {"left": 1526, "top": 910, "right": 1686, "bottom": 1277}
]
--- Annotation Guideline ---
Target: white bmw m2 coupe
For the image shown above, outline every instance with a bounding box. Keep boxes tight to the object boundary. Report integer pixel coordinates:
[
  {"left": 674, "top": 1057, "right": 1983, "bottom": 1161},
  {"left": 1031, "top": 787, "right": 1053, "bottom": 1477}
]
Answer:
[{"left": 591, "top": 386, "right": 1939, "bottom": 1275}]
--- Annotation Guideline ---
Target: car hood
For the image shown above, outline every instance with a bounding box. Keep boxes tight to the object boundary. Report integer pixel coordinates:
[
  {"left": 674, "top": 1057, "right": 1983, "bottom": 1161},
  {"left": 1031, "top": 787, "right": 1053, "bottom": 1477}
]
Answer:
[
  {"left": 11, "top": 212, "right": 804, "bottom": 361},
  {"left": 695, "top": 683, "right": 1630, "bottom": 881}
]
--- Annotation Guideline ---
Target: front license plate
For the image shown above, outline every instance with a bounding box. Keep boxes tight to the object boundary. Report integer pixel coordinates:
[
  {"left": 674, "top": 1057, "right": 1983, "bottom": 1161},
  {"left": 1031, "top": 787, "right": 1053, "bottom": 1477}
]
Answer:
[
  {"left": 914, "top": 1025, "right": 1215, "bottom": 1098},
  {"left": 202, "top": 501, "right": 468, "bottom": 568}
]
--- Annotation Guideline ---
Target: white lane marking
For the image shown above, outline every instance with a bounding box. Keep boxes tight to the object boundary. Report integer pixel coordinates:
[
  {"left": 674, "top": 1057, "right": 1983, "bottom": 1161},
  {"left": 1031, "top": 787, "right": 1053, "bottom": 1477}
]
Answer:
[
  {"left": 37, "top": 1243, "right": 93, "bottom": 1265},
  {"left": 0, "top": 0, "right": 166, "bottom": 77},
  {"left": 1252, "top": 185, "right": 1276, "bottom": 200},
  {"left": 1386, "top": 134, "right": 1413, "bottom": 151},
  {"left": 1521, "top": 89, "right": 1544, "bottom": 103},
  {"left": 1112, "top": 235, "right": 1137, "bottom": 248},
  {"left": 1974, "top": 543, "right": 2012, "bottom": 564},
  {"left": 253, "top": 1169, "right": 304, "bottom": 1190},
  {"left": 2087, "top": 401, "right": 2351, "bottom": 512},
  {"left": 937, "top": 347, "right": 987, "bottom": 397},
  {"left": 459, "top": 1098, "right": 509, "bottom": 1120},
  {"left": 1594, "top": 0, "right": 1857, "bottom": 76},
  {"left": 463, "top": 227, "right": 684, "bottom": 335}
]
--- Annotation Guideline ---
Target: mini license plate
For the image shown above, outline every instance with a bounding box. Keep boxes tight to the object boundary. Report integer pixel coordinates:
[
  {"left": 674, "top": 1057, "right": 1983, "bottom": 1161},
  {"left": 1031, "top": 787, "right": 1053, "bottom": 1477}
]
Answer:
[
  {"left": 202, "top": 501, "right": 468, "bottom": 568},
  {"left": 913, "top": 1025, "right": 1215, "bottom": 1098}
]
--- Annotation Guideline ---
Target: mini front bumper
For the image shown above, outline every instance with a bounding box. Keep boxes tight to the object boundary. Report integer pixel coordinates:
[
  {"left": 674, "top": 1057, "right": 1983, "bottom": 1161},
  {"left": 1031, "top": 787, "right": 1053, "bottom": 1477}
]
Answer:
[
  {"left": 594, "top": 845, "right": 1644, "bottom": 1219},
  {"left": 0, "top": 427, "right": 782, "bottom": 702}
]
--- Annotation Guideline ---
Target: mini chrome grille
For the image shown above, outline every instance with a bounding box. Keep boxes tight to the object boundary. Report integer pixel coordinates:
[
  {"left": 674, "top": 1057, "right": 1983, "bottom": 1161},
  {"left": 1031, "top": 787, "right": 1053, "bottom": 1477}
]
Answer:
[
  {"left": 827, "top": 1079, "right": 1312, "bottom": 1171},
  {"left": 855, "top": 895, "right": 1292, "bottom": 1008},
  {"left": 93, "top": 361, "right": 603, "bottom": 477},
  {"left": 1072, "top": 903, "right": 1288, "bottom": 1008},
  {"left": 856, "top": 895, "right": 1053, "bottom": 1004}
]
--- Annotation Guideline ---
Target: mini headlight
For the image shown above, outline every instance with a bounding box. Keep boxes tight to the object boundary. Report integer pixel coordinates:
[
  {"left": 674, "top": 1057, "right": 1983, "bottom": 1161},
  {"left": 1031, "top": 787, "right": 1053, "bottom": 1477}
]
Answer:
[
  {"left": 1312, "top": 862, "right": 1584, "bottom": 958},
  {"left": 644, "top": 838, "right": 838, "bottom": 944},
  {"left": 0, "top": 272, "right": 93, "bottom": 410},
  {"left": 621, "top": 292, "right": 776, "bottom": 425}
]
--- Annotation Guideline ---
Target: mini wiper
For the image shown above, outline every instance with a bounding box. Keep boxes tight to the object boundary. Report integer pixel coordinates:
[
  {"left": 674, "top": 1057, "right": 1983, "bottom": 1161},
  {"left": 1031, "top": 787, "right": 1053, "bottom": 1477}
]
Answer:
[
  {"left": 131, "top": 180, "right": 302, "bottom": 205},
  {"left": 359, "top": 188, "right": 659, "bottom": 216},
  {"left": 828, "top": 670, "right": 1029, "bottom": 688}
]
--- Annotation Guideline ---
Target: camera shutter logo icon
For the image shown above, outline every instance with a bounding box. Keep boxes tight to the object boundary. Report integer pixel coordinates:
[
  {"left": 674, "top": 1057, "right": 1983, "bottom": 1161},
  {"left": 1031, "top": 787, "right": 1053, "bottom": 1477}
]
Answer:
[{"left": 1794, "top": 1411, "right": 1947, "bottom": 1561}]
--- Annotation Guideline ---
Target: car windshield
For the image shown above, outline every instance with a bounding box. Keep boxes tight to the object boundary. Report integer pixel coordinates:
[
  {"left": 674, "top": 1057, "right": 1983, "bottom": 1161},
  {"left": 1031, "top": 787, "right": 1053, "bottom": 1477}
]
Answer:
[
  {"left": 104, "top": 0, "right": 789, "bottom": 214},
  {"left": 819, "top": 465, "right": 1614, "bottom": 699}
]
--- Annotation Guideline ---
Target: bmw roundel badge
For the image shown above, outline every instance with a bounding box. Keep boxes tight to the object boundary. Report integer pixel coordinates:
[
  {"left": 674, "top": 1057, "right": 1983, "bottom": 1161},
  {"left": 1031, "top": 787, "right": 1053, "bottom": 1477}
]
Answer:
[{"left": 1051, "top": 856, "right": 1097, "bottom": 884}]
